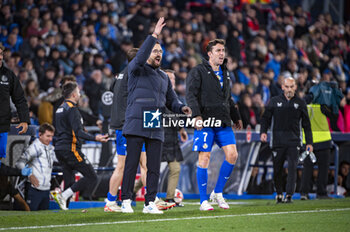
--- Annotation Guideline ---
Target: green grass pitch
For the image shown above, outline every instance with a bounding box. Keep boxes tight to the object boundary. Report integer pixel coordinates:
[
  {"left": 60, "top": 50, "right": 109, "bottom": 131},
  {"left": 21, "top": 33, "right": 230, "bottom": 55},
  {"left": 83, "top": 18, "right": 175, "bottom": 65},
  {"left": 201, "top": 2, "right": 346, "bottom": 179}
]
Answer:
[{"left": 1, "top": 198, "right": 349, "bottom": 232}]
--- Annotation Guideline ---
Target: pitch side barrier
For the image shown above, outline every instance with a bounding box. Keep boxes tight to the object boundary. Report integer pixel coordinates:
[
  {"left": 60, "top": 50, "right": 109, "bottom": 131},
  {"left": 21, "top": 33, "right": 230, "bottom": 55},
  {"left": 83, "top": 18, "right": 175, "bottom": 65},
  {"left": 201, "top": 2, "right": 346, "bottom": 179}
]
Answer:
[
  {"left": 233, "top": 131, "right": 345, "bottom": 196},
  {"left": 6, "top": 126, "right": 350, "bottom": 197}
]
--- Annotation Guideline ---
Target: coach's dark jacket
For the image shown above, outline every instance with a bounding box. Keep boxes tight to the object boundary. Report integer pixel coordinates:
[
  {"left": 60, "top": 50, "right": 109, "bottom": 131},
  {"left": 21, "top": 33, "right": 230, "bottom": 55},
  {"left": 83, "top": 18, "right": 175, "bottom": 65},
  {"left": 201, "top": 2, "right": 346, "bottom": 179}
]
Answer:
[
  {"left": 0, "top": 63, "right": 30, "bottom": 133},
  {"left": 123, "top": 35, "right": 185, "bottom": 142},
  {"left": 186, "top": 58, "right": 241, "bottom": 127},
  {"left": 110, "top": 67, "right": 128, "bottom": 130},
  {"left": 55, "top": 100, "right": 96, "bottom": 153},
  {"left": 260, "top": 94, "right": 313, "bottom": 149}
]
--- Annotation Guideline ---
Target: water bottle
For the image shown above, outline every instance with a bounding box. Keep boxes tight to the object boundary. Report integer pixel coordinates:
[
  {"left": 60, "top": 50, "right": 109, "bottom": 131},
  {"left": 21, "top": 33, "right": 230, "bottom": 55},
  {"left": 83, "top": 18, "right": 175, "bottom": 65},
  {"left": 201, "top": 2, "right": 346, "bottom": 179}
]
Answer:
[
  {"left": 309, "top": 152, "right": 317, "bottom": 163},
  {"left": 299, "top": 150, "right": 309, "bottom": 162}
]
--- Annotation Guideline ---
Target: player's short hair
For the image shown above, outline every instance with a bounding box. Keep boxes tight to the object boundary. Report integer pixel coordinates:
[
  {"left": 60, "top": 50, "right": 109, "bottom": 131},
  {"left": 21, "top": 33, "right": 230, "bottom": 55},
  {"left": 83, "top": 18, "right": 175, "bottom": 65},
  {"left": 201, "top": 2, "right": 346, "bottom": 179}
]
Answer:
[
  {"left": 60, "top": 75, "right": 76, "bottom": 87},
  {"left": 206, "top": 39, "right": 225, "bottom": 52},
  {"left": 62, "top": 82, "right": 78, "bottom": 99},
  {"left": 39, "top": 123, "right": 55, "bottom": 134},
  {"left": 127, "top": 48, "right": 139, "bottom": 62}
]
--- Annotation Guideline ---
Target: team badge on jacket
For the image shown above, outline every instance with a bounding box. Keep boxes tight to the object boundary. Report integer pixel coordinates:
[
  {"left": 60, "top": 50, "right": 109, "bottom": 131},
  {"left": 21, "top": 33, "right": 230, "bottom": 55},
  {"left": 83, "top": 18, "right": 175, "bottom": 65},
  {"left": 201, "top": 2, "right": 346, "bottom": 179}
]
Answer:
[{"left": 294, "top": 103, "right": 299, "bottom": 109}]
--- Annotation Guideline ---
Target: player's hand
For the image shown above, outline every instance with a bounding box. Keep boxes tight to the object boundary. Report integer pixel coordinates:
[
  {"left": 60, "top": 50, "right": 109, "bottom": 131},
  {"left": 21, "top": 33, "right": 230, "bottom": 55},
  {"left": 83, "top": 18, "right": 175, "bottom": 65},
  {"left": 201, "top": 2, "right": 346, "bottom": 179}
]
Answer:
[
  {"left": 181, "top": 106, "right": 192, "bottom": 116},
  {"left": 179, "top": 128, "right": 188, "bottom": 142},
  {"left": 306, "top": 144, "right": 313, "bottom": 153},
  {"left": 29, "top": 175, "right": 39, "bottom": 187},
  {"left": 17, "top": 122, "right": 28, "bottom": 134},
  {"left": 233, "top": 120, "right": 243, "bottom": 130},
  {"left": 260, "top": 133, "right": 267, "bottom": 143},
  {"left": 153, "top": 17, "right": 166, "bottom": 37},
  {"left": 194, "top": 116, "right": 203, "bottom": 131},
  {"left": 96, "top": 134, "right": 109, "bottom": 143}
]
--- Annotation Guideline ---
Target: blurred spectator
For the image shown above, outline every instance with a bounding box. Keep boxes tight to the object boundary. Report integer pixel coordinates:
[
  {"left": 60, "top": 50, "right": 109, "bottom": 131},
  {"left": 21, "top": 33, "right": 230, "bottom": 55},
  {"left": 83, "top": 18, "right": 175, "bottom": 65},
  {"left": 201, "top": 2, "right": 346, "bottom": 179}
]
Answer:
[
  {"left": 102, "top": 64, "right": 114, "bottom": 90},
  {"left": 23, "top": 59, "right": 38, "bottom": 83},
  {"left": 83, "top": 69, "right": 105, "bottom": 116},
  {"left": 238, "top": 65, "right": 250, "bottom": 85},
  {"left": 40, "top": 67, "right": 56, "bottom": 92},
  {"left": 239, "top": 93, "right": 257, "bottom": 129},
  {"left": 20, "top": 36, "right": 39, "bottom": 60},
  {"left": 26, "top": 18, "right": 48, "bottom": 39},
  {"left": 24, "top": 78, "right": 40, "bottom": 117},
  {"left": 231, "top": 82, "right": 242, "bottom": 103},
  {"left": 256, "top": 75, "right": 271, "bottom": 105},
  {"left": 265, "top": 51, "right": 282, "bottom": 81},
  {"left": 127, "top": 3, "right": 152, "bottom": 46}
]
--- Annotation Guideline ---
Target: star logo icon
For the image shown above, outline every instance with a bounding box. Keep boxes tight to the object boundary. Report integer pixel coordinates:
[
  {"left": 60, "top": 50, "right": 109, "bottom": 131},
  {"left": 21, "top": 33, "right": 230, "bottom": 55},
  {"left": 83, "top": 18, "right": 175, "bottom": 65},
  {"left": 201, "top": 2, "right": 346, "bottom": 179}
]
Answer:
[{"left": 150, "top": 109, "right": 162, "bottom": 122}]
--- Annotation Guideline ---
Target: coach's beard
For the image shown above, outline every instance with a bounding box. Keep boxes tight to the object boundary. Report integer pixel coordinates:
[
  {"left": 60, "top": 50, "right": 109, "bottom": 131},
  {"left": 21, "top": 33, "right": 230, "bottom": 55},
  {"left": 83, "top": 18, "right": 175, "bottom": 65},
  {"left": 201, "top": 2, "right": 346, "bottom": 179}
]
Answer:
[{"left": 152, "top": 56, "right": 162, "bottom": 68}]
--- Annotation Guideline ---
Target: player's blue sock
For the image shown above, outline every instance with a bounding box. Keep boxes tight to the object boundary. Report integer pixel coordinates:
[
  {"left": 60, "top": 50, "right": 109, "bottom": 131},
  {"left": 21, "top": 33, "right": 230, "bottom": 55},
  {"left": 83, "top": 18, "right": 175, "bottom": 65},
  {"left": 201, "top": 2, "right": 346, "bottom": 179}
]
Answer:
[
  {"left": 107, "top": 192, "right": 117, "bottom": 202},
  {"left": 214, "top": 160, "right": 234, "bottom": 193},
  {"left": 197, "top": 166, "right": 208, "bottom": 204}
]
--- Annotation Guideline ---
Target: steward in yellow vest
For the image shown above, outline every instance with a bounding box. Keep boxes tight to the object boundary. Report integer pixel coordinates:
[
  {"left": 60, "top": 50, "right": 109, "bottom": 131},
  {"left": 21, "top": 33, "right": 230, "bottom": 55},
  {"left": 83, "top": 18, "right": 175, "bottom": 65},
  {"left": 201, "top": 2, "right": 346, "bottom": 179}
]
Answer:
[{"left": 301, "top": 103, "right": 332, "bottom": 199}]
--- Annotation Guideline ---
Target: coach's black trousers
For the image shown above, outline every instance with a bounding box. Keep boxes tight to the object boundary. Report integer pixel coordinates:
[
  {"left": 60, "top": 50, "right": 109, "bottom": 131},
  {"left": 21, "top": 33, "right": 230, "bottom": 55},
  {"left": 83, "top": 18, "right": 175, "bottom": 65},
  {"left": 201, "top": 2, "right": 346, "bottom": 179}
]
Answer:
[
  {"left": 273, "top": 146, "right": 299, "bottom": 195},
  {"left": 300, "top": 148, "right": 330, "bottom": 196},
  {"left": 121, "top": 135, "right": 162, "bottom": 205}
]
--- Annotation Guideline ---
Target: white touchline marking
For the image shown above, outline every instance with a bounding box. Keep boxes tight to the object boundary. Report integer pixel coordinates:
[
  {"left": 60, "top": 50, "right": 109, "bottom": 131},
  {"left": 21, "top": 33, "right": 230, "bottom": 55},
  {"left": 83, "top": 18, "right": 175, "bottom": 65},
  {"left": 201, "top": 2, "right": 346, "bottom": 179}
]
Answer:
[
  {"left": 1, "top": 208, "right": 349, "bottom": 231},
  {"left": 184, "top": 202, "right": 250, "bottom": 205}
]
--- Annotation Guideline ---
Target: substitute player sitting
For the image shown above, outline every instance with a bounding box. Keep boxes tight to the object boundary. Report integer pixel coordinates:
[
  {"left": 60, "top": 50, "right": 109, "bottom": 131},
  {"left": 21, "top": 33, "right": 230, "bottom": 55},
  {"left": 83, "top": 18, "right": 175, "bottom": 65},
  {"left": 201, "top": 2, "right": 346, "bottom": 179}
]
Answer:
[{"left": 186, "top": 39, "right": 242, "bottom": 211}]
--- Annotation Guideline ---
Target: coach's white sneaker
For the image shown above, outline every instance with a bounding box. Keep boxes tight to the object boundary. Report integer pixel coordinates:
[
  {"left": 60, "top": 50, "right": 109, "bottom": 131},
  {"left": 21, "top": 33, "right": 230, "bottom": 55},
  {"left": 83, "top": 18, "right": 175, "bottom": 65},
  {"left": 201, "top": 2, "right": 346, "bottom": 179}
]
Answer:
[
  {"left": 121, "top": 199, "right": 134, "bottom": 213},
  {"left": 210, "top": 191, "right": 229, "bottom": 209},
  {"left": 143, "top": 202, "right": 164, "bottom": 214},
  {"left": 104, "top": 200, "right": 122, "bottom": 212},
  {"left": 199, "top": 200, "right": 214, "bottom": 211},
  {"left": 50, "top": 190, "right": 68, "bottom": 210}
]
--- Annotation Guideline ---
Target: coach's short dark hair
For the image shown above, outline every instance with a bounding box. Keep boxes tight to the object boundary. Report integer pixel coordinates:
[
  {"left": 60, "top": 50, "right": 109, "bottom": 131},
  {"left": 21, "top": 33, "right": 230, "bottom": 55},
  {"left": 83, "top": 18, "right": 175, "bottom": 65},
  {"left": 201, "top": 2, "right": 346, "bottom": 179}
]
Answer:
[
  {"left": 206, "top": 39, "right": 225, "bottom": 52},
  {"left": 39, "top": 123, "right": 55, "bottom": 134},
  {"left": 62, "top": 82, "right": 78, "bottom": 99},
  {"left": 127, "top": 48, "right": 139, "bottom": 62}
]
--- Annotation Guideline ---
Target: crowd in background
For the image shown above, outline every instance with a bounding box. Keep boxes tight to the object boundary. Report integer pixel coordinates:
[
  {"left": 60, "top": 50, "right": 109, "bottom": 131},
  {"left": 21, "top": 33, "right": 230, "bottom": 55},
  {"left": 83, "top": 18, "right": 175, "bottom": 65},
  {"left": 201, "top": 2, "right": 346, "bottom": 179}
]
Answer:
[
  {"left": 1, "top": 0, "right": 350, "bottom": 129},
  {"left": 1, "top": 0, "right": 350, "bottom": 193}
]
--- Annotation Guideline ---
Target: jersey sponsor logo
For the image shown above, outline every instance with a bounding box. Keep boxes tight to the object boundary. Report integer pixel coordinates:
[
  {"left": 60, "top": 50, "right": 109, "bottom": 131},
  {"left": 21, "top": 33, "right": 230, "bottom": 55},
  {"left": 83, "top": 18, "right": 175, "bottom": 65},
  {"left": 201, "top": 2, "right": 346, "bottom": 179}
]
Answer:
[
  {"left": 277, "top": 102, "right": 282, "bottom": 107},
  {"left": 294, "top": 103, "right": 299, "bottom": 109},
  {"left": 56, "top": 108, "right": 63, "bottom": 113},
  {"left": 1, "top": 75, "right": 8, "bottom": 82},
  {"left": 101, "top": 91, "right": 114, "bottom": 106},
  {"left": 117, "top": 73, "right": 124, "bottom": 80},
  {"left": 0, "top": 75, "right": 9, "bottom": 85},
  {"left": 202, "top": 143, "right": 208, "bottom": 149}
]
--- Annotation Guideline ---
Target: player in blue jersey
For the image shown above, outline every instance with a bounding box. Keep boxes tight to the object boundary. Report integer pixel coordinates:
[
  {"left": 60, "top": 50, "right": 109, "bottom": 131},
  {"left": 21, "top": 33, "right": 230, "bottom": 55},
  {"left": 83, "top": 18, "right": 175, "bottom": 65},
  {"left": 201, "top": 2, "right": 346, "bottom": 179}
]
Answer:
[{"left": 186, "top": 39, "right": 242, "bottom": 211}]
